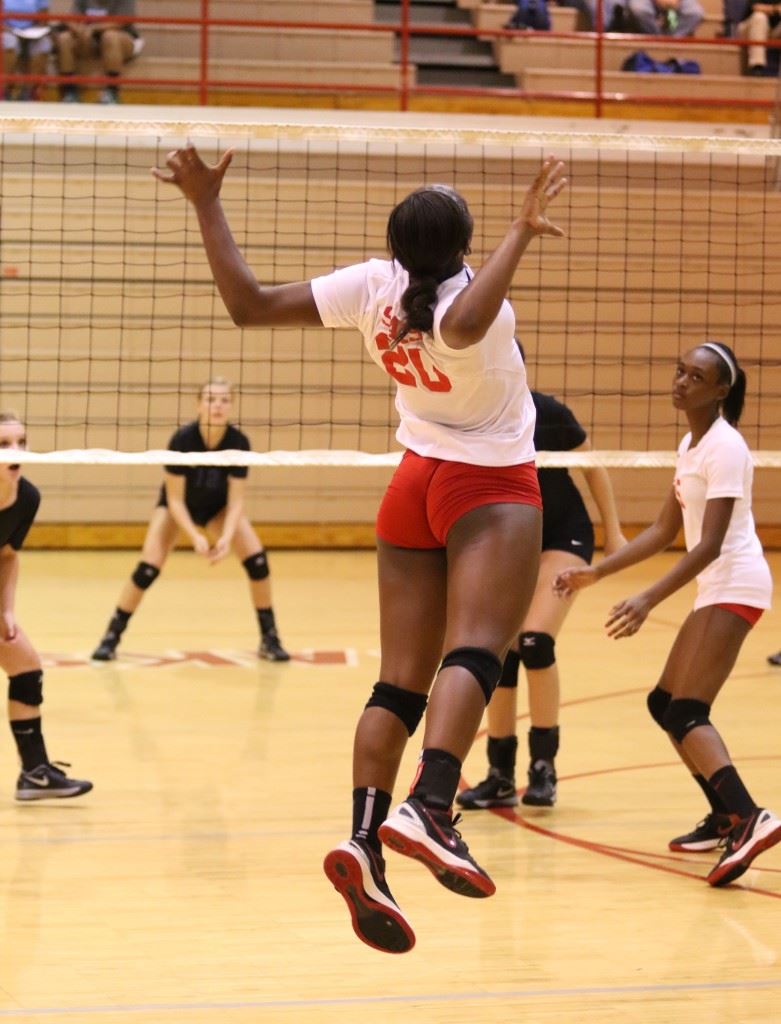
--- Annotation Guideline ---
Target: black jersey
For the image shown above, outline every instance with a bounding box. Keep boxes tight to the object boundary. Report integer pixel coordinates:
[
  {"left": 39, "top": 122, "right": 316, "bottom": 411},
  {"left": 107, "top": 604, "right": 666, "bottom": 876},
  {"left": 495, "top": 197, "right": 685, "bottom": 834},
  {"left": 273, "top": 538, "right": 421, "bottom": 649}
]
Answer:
[
  {"left": 0, "top": 477, "right": 40, "bottom": 551},
  {"left": 157, "top": 422, "right": 250, "bottom": 526},
  {"left": 532, "top": 391, "right": 594, "bottom": 562}
]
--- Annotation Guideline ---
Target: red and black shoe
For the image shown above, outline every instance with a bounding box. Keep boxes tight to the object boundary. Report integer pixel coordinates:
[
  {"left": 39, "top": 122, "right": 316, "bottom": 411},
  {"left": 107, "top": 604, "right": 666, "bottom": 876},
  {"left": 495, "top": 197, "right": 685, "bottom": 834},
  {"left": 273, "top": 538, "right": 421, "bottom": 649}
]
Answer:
[{"left": 706, "top": 808, "right": 781, "bottom": 887}]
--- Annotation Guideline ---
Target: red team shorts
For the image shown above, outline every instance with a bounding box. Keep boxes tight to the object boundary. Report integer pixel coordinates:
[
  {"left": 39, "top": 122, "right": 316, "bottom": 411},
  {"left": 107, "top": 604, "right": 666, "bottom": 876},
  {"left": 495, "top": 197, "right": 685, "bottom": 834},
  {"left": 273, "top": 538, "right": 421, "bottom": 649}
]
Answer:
[
  {"left": 715, "top": 603, "right": 764, "bottom": 627},
  {"left": 376, "top": 450, "right": 541, "bottom": 549}
]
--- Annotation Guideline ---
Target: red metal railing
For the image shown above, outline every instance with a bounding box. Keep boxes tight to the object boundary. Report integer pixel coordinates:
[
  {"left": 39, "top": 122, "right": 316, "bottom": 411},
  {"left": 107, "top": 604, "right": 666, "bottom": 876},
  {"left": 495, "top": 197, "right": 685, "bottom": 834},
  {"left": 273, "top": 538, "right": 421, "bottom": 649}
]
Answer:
[{"left": 0, "top": 0, "right": 778, "bottom": 117}]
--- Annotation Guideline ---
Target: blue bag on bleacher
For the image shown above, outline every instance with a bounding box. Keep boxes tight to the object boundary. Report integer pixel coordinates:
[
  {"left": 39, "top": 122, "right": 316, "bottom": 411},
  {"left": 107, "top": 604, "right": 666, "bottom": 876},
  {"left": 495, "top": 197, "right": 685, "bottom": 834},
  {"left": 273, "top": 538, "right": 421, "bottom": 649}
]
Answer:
[{"left": 505, "top": 0, "right": 552, "bottom": 31}]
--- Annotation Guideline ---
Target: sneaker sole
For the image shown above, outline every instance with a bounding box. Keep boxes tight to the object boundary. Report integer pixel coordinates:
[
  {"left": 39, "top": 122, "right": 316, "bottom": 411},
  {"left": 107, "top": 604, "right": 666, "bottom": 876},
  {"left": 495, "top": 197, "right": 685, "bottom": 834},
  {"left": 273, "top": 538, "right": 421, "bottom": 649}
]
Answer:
[
  {"left": 521, "top": 790, "right": 557, "bottom": 807},
  {"left": 456, "top": 793, "right": 519, "bottom": 810},
  {"left": 378, "top": 820, "right": 495, "bottom": 899},
  {"left": 15, "top": 783, "right": 93, "bottom": 801},
  {"left": 323, "top": 847, "right": 415, "bottom": 954},
  {"left": 668, "top": 838, "right": 721, "bottom": 853},
  {"left": 707, "top": 821, "right": 781, "bottom": 887}
]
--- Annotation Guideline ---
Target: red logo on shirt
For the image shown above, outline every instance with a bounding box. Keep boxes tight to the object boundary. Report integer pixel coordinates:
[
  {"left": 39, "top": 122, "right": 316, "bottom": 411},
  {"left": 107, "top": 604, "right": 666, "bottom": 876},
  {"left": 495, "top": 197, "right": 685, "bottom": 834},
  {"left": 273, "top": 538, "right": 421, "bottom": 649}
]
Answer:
[
  {"left": 674, "top": 476, "right": 686, "bottom": 509},
  {"left": 374, "top": 306, "right": 452, "bottom": 393}
]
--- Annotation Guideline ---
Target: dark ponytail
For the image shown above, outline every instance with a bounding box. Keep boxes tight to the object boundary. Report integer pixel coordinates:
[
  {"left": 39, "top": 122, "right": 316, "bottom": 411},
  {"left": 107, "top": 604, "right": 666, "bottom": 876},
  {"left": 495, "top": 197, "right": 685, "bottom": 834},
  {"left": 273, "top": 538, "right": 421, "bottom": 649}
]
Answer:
[
  {"left": 386, "top": 185, "right": 473, "bottom": 346},
  {"left": 701, "top": 341, "right": 745, "bottom": 426}
]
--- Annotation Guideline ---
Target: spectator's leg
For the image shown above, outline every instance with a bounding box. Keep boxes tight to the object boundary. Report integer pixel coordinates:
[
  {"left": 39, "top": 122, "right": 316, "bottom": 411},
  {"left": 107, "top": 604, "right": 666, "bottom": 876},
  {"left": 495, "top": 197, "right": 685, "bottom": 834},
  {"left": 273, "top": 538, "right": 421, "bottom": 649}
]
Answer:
[
  {"left": 55, "top": 28, "right": 80, "bottom": 100},
  {"left": 99, "top": 29, "right": 134, "bottom": 103},
  {"left": 743, "top": 10, "right": 770, "bottom": 71},
  {"left": 3, "top": 34, "right": 20, "bottom": 99},
  {"left": 672, "top": 0, "right": 704, "bottom": 35},
  {"left": 625, "top": 0, "right": 661, "bottom": 34},
  {"left": 558, "top": 0, "right": 596, "bottom": 29}
]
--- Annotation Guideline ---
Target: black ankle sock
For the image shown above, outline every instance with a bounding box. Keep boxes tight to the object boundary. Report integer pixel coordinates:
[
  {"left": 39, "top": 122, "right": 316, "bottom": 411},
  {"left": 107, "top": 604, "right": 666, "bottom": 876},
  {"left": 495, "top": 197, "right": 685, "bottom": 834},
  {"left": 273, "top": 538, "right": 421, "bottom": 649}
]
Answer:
[
  {"left": 708, "top": 765, "right": 756, "bottom": 819},
  {"left": 529, "top": 726, "right": 559, "bottom": 764},
  {"left": 693, "top": 772, "right": 728, "bottom": 815},
  {"left": 10, "top": 717, "right": 48, "bottom": 771},
  {"left": 257, "top": 607, "right": 277, "bottom": 637},
  {"left": 352, "top": 786, "right": 392, "bottom": 854},
  {"left": 487, "top": 735, "right": 518, "bottom": 780},
  {"left": 411, "top": 748, "right": 462, "bottom": 810},
  {"left": 104, "top": 607, "right": 131, "bottom": 643}
]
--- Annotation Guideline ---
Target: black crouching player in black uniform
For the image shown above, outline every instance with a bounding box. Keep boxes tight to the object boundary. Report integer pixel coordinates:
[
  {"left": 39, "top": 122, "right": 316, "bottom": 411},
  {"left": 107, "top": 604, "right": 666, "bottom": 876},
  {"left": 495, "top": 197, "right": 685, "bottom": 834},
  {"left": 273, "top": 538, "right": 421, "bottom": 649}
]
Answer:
[
  {"left": 0, "top": 412, "right": 93, "bottom": 800},
  {"left": 91, "top": 378, "right": 289, "bottom": 662}
]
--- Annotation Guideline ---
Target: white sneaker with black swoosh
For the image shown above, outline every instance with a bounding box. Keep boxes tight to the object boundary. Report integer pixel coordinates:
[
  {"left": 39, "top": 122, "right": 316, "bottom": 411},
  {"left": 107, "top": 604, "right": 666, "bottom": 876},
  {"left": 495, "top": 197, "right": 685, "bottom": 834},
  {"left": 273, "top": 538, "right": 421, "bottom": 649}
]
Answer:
[
  {"left": 378, "top": 797, "right": 496, "bottom": 898},
  {"left": 15, "top": 761, "right": 93, "bottom": 801}
]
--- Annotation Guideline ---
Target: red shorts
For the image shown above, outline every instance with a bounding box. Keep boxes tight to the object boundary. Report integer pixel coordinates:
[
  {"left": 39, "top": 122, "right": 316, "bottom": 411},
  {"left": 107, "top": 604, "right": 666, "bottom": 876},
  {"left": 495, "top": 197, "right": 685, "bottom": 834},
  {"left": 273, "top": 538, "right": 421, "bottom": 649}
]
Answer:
[
  {"left": 715, "top": 603, "right": 764, "bottom": 627},
  {"left": 376, "top": 450, "right": 541, "bottom": 549}
]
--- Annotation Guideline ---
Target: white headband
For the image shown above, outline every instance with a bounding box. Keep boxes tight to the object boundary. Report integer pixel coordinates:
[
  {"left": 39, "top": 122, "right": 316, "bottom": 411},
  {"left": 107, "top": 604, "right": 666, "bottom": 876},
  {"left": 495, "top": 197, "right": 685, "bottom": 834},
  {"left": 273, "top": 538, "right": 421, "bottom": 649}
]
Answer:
[{"left": 700, "top": 342, "right": 737, "bottom": 387}]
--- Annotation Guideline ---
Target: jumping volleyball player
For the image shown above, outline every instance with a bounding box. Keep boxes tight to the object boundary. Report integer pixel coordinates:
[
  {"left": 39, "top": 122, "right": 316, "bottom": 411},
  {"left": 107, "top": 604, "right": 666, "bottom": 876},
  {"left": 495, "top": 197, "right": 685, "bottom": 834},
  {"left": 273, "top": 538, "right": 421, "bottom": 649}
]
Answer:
[
  {"left": 555, "top": 342, "right": 780, "bottom": 887},
  {"left": 0, "top": 413, "right": 92, "bottom": 800},
  {"left": 153, "top": 144, "right": 566, "bottom": 952},
  {"left": 91, "top": 377, "right": 289, "bottom": 662}
]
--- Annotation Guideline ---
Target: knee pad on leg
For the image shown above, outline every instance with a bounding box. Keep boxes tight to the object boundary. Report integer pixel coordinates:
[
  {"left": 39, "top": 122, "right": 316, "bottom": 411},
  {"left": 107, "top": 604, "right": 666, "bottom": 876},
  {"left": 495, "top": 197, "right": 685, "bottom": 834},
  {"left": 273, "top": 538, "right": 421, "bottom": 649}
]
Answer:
[
  {"left": 439, "top": 646, "right": 503, "bottom": 704},
  {"left": 663, "top": 698, "right": 711, "bottom": 743},
  {"left": 9, "top": 670, "right": 43, "bottom": 706},
  {"left": 496, "top": 648, "right": 521, "bottom": 689},
  {"left": 242, "top": 551, "right": 269, "bottom": 581},
  {"left": 365, "top": 682, "right": 428, "bottom": 736},
  {"left": 131, "top": 561, "right": 160, "bottom": 590},
  {"left": 518, "top": 631, "right": 555, "bottom": 670},
  {"left": 646, "top": 686, "right": 672, "bottom": 729}
]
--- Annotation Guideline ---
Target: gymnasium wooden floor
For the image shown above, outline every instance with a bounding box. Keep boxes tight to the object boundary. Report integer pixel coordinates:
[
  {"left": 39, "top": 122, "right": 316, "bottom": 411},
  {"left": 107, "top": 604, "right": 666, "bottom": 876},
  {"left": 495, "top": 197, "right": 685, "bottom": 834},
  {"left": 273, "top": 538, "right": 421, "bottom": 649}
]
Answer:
[{"left": 1, "top": 548, "right": 780, "bottom": 1023}]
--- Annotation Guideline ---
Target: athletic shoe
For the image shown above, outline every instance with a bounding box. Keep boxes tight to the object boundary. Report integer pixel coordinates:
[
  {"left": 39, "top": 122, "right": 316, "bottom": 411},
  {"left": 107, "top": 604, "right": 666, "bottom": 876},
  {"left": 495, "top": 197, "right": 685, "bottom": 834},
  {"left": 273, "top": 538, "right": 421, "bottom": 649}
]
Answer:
[
  {"left": 668, "top": 812, "right": 735, "bottom": 853},
  {"left": 91, "top": 636, "right": 118, "bottom": 661},
  {"left": 706, "top": 808, "right": 781, "bottom": 887},
  {"left": 378, "top": 797, "right": 496, "bottom": 898},
  {"left": 15, "top": 762, "right": 93, "bottom": 801},
  {"left": 456, "top": 770, "right": 519, "bottom": 810},
  {"left": 521, "top": 760, "right": 557, "bottom": 807},
  {"left": 259, "top": 633, "right": 291, "bottom": 662},
  {"left": 768, "top": 650, "right": 781, "bottom": 666},
  {"left": 323, "top": 838, "right": 415, "bottom": 954}
]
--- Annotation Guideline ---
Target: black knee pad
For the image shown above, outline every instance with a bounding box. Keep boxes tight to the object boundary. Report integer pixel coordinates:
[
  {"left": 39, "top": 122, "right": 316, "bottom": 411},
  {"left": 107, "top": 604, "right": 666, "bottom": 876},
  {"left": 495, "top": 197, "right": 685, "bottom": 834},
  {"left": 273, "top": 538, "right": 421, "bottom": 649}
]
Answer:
[
  {"left": 647, "top": 686, "right": 672, "bottom": 729},
  {"left": 365, "top": 681, "right": 428, "bottom": 736},
  {"left": 242, "top": 551, "right": 269, "bottom": 581},
  {"left": 9, "top": 670, "right": 43, "bottom": 706},
  {"left": 496, "top": 648, "right": 521, "bottom": 689},
  {"left": 131, "top": 561, "right": 160, "bottom": 590},
  {"left": 439, "top": 646, "right": 503, "bottom": 704},
  {"left": 518, "top": 631, "right": 555, "bottom": 670},
  {"left": 663, "top": 698, "right": 711, "bottom": 743}
]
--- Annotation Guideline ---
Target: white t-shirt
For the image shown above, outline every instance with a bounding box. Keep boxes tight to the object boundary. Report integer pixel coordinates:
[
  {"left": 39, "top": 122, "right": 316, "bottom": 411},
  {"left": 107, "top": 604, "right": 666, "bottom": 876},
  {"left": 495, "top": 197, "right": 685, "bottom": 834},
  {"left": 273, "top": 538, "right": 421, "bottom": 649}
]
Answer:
[
  {"left": 674, "top": 416, "right": 772, "bottom": 609},
  {"left": 310, "top": 258, "right": 536, "bottom": 467}
]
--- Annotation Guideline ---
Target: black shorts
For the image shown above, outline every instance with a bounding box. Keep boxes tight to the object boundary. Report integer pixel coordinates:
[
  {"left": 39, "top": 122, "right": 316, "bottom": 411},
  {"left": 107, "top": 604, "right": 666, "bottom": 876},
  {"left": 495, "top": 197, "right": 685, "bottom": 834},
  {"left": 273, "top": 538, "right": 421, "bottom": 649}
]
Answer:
[
  {"left": 156, "top": 485, "right": 226, "bottom": 527},
  {"left": 541, "top": 508, "right": 594, "bottom": 564}
]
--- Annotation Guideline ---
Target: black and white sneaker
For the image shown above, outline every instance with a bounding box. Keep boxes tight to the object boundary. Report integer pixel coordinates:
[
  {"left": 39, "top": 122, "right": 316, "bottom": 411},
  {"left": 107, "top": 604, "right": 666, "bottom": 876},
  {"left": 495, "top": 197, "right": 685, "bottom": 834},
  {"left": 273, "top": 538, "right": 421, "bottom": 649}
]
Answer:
[
  {"left": 91, "top": 636, "right": 118, "bottom": 661},
  {"left": 521, "top": 760, "right": 557, "bottom": 807},
  {"left": 323, "top": 838, "right": 415, "bottom": 954},
  {"left": 707, "top": 808, "right": 781, "bottom": 887},
  {"left": 378, "top": 797, "right": 495, "bottom": 898},
  {"left": 668, "top": 812, "right": 735, "bottom": 853},
  {"left": 259, "top": 633, "right": 291, "bottom": 662},
  {"left": 456, "top": 770, "right": 518, "bottom": 810},
  {"left": 768, "top": 650, "right": 781, "bottom": 666},
  {"left": 15, "top": 762, "right": 93, "bottom": 801}
]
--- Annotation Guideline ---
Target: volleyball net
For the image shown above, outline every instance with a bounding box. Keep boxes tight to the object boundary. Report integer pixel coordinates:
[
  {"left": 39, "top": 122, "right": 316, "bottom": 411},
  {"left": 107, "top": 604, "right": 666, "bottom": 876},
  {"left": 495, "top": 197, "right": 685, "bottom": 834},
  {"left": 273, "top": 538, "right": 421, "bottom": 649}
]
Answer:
[{"left": 1, "top": 112, "right": 780, "bottom": 479}]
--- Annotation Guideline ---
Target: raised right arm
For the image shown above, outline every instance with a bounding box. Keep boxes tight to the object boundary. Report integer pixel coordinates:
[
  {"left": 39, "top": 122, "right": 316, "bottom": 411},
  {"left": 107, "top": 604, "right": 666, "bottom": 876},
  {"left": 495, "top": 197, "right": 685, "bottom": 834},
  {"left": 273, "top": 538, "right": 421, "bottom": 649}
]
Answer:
[{"left": 153, "top": 146, "right": 323, "bottom": 329}]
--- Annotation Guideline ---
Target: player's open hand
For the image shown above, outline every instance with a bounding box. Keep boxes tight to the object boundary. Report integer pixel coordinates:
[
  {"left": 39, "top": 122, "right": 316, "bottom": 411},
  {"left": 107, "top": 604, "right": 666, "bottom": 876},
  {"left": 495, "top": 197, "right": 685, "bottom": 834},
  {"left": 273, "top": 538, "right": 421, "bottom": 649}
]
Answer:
[
  {"left": 208, "top": 536, "right": 231, "bottom": 564},
  {"left": 152, "top": 145, "right": 233, "bottom": 206},
  {"left": 553, "top": 564, "right": 597, "bottom": 598},
  {"left": 518, "top": 156, "right": 567, "bottom": 237},
  {"left": 605, "top": 593, "right": 651, "bottom": 639},
  {"left": 192, "top": 533, "right": 211, "bottom": 558}
]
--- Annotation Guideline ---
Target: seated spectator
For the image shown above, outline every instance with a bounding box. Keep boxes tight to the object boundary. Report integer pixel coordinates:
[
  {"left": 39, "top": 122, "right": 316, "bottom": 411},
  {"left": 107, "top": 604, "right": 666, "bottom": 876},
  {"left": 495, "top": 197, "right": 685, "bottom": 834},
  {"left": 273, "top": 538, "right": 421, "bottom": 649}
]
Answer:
[
  {"left": 626, "top": 0, "right": 704, "bottom": 34},
  {"left": 54, "top": 0, "right": 141, "bottom": 104},
  {"left": 2, "top": 0, "right": 51, "bottom": 100},
  {"left": 559, "top": 0, "right": 623, "bottom": 30},
  {"left": 738, "top": 1, "right": 781, "bottom": 74}
]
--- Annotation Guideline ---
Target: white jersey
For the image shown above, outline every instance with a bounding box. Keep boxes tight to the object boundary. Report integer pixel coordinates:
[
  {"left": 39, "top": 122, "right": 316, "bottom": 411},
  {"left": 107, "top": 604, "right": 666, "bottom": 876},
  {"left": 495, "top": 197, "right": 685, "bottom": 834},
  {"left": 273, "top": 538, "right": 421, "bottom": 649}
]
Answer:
[
  {"left": 674, "top": 416, "right": 772, "bottom": 609},
  {"left": 310, "top": 258, "right": 536, "bottom": 466}
]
